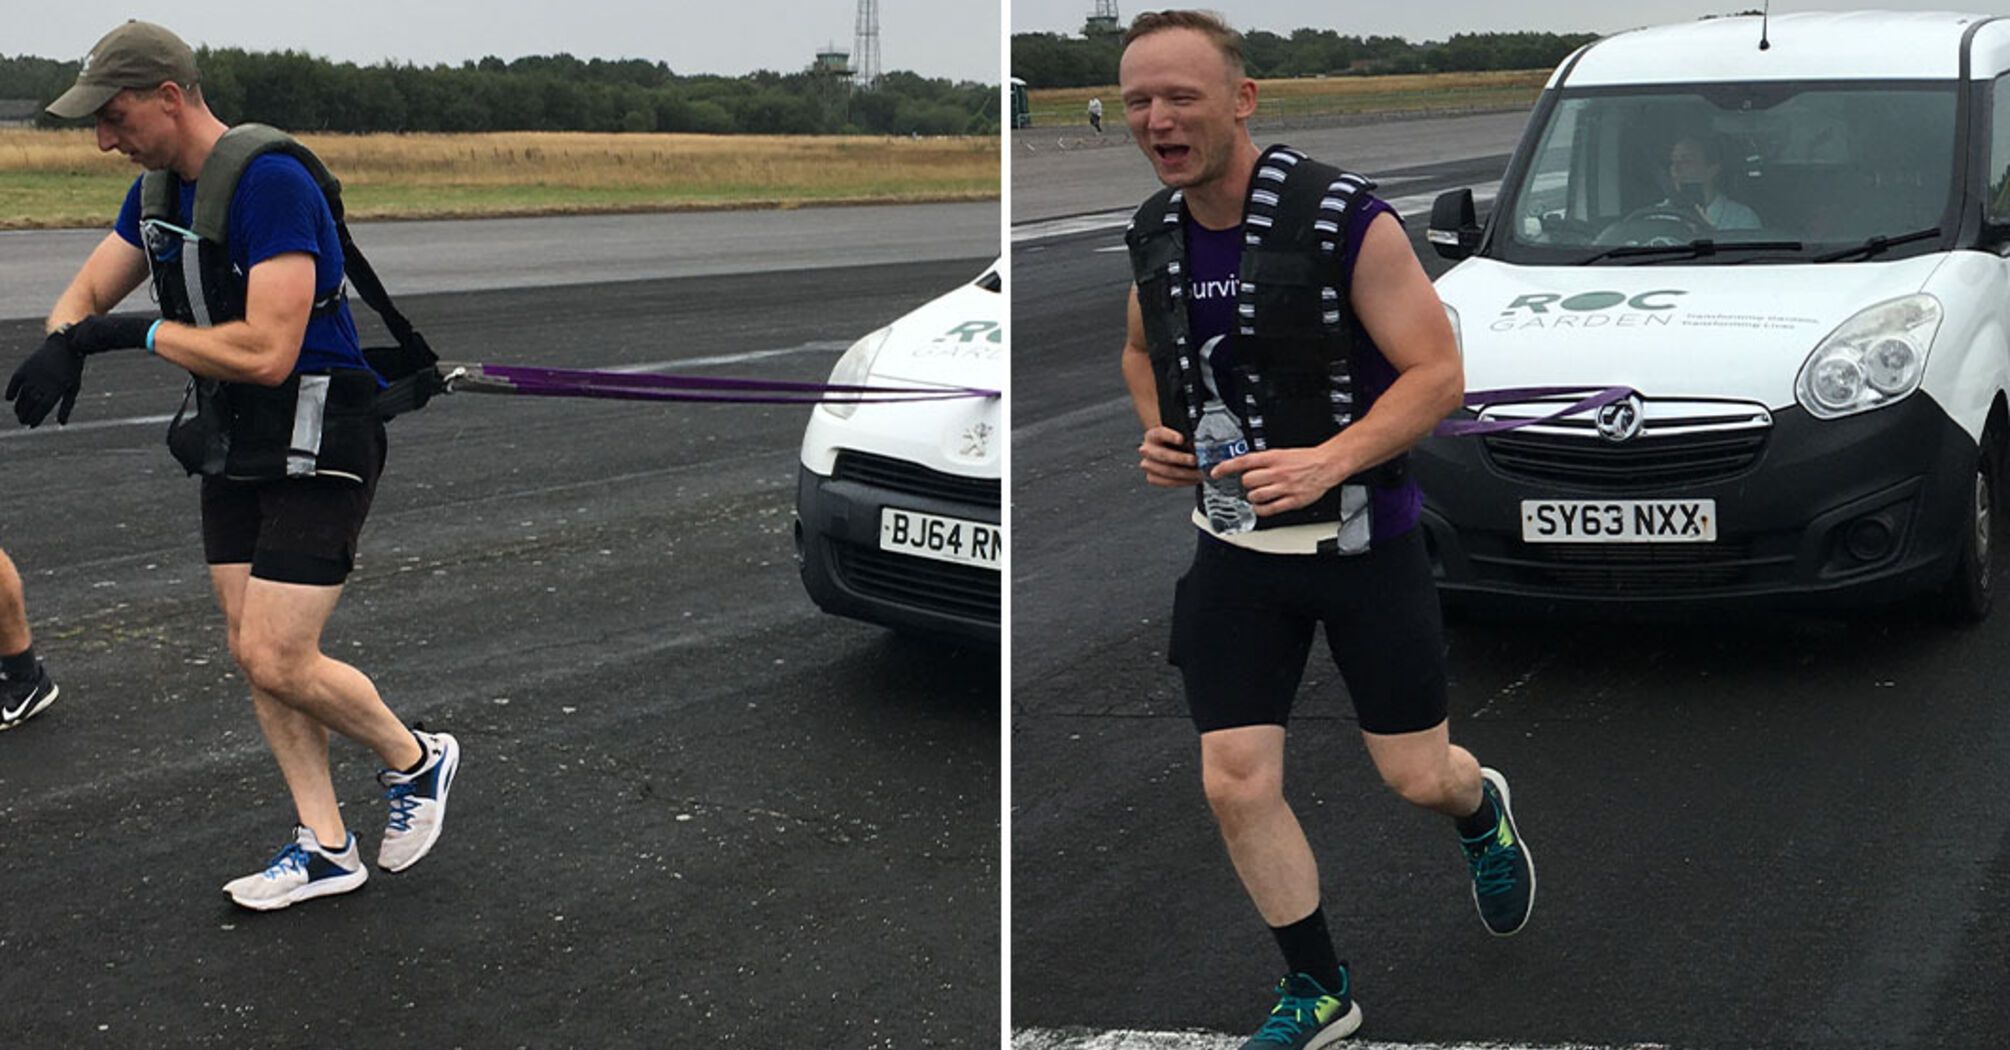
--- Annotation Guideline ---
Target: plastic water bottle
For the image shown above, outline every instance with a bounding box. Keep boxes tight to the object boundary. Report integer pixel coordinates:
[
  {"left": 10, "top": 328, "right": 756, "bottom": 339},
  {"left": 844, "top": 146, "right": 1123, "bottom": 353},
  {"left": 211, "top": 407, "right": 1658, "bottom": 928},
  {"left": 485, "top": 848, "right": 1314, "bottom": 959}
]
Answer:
[
  {"left": 1193, "top": 399, "right": 1256, "bottom": 535},
  {"left": 1192, "top": 335, "right": 1257, "bottom": 535}
]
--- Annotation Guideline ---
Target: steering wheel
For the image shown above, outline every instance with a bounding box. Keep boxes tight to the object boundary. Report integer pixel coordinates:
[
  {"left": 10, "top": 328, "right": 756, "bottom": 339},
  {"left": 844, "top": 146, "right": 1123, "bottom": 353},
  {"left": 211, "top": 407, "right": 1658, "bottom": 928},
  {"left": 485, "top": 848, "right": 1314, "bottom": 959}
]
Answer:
[{"left": 1594, "top": 205, "right": 1707, "bottom": 247}]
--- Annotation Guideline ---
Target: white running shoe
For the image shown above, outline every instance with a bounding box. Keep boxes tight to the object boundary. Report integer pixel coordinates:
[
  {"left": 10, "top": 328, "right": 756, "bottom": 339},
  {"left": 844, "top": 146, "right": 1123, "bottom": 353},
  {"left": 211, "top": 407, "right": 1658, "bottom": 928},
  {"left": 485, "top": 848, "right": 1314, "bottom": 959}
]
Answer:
[
  {"left": 223, "top": 827, "right": 368, "bottom": 911},
  {"left": 377, "top": 728, "right": 460, "bottom": 872}
]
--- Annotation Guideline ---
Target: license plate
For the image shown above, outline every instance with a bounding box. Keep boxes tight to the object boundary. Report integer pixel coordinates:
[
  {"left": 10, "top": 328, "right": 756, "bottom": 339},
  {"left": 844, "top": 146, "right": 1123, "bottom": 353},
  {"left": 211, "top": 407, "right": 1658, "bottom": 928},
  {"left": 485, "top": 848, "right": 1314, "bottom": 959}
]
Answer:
[
  {"left": 1520, "top": 500, "right": 1717, "bottom": 543},
  {"left": 879, "top": 508, "right": 1002, "bottom": 569}
]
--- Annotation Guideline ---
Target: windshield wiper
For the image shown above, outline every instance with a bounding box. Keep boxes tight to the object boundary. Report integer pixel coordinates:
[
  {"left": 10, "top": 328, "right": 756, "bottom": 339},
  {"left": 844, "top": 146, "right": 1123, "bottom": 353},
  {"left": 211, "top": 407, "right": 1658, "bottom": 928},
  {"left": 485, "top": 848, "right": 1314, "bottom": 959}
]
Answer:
[
  {"left": 1810, "top": 227, "right": 1942, "bottom": 263},
  {"left": 1577, "top": 239, "right": 1805, "bottom": 266}
]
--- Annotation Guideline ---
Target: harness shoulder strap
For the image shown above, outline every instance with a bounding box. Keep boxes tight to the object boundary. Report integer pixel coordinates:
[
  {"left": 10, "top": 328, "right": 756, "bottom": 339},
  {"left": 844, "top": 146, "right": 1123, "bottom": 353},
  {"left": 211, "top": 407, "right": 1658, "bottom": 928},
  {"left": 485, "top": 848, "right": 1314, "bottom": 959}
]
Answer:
[
  {"left": 140, "top": 169, "right": 180, "bottom": 223},
  {"left": 1124, "top": 185, "right": 1184, "bottom": 282},
  {"left": 195, "top": 125, "right": 440, "bottom": 414},
  {"left": 190, "top": 124, "right": 340, "bottom": 244}
]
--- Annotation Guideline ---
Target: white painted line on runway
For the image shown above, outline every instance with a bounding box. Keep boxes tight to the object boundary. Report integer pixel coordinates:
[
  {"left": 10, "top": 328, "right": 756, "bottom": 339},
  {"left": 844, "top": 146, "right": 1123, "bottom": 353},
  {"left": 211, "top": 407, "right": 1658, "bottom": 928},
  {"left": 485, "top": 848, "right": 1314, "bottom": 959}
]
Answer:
[
  {"left": 1013, "top": 1030, "right": 1669, "bottom": 1050},
  {"left": 1011, "top": 186, "right": 1499, "bottom": 246},
  {"left": 611, "top": 339, "right": 853, "bottom": 372},
  {"left": 1013, "top": 209, "right": 1135, "bottom": 243},
  {"left": 0, "top": 413, "right": 174, "bottom": 440}
]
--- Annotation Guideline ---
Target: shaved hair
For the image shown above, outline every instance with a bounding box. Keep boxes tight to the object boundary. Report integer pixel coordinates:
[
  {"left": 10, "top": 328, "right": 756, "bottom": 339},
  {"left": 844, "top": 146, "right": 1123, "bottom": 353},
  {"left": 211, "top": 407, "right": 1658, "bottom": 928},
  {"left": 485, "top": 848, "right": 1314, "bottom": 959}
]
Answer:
[{"left": 1122, "top": 10, "right": 1247, "bottom": 79}]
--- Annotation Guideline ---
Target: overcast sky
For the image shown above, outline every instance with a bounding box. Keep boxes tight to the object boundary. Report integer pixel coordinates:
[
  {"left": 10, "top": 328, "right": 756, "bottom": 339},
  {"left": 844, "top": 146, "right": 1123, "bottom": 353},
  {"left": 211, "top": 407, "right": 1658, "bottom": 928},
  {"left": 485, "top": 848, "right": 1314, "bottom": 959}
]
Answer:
[
  {"left": 1013, "top": 0, "right": 1991, "bottom": 43},
  {"left": 12, "top": 0, "right": 1002, "bottom": 83}
]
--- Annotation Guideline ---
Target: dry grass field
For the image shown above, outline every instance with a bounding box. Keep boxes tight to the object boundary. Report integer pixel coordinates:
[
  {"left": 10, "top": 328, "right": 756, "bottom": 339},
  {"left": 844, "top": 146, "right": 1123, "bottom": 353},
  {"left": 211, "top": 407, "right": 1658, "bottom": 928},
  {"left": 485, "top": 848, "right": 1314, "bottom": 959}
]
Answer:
[
  {"left": 1024, "top": 69, "right": 1547, "bottom": 128},
  {"left": 0, "top": 130, "right": 1001, "bottom": 228}
]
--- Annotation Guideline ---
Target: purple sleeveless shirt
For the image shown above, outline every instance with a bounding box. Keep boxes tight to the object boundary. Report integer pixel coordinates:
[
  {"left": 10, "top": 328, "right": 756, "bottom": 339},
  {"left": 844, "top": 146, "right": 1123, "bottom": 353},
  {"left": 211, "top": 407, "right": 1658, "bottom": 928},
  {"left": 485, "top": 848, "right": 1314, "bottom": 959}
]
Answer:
[{"left": 1183, "top": 196, "right": 1423, "bottom": 541}]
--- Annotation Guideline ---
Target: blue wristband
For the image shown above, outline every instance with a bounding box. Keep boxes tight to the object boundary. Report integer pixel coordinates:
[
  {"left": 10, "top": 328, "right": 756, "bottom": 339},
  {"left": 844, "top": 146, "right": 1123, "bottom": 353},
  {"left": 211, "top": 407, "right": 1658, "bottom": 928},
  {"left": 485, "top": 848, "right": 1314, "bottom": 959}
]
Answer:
[{"left": 145, "top": 319, "right": 163, "bottom": 355}]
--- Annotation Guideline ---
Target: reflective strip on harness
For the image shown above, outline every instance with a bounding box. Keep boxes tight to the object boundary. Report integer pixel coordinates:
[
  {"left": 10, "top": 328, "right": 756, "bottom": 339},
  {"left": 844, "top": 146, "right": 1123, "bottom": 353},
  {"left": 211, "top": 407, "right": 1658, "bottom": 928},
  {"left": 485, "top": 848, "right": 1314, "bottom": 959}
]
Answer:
[
  {"left": 287, "top": 375, "right": 330, "bottom": 477},
  {"left": 142, "top": 218, "right": 213, "bottom": 328}
]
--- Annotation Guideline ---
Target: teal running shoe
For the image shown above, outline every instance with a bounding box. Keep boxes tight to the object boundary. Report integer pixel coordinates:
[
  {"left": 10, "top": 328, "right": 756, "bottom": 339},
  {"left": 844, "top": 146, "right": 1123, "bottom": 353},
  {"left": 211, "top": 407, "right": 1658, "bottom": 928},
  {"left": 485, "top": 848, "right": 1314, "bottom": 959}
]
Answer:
[
  {"left": 1238, "top": 970, "right": 1362, "bottom": 1049},
  {"left": 1461, "top": 766, "right": 1535, "bottom": 936}
]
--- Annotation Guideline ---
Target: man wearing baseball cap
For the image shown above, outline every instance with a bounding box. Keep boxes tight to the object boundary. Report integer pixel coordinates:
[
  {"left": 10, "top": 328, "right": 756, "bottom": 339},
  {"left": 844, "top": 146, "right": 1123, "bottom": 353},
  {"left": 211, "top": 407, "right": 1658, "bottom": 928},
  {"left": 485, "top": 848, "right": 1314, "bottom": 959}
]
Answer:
[
  {"left": 44, "top": 19, "right": 201, "bottom": 120},
  {"left": 8, "top": 20, "right": 462, "bottom": 911}
]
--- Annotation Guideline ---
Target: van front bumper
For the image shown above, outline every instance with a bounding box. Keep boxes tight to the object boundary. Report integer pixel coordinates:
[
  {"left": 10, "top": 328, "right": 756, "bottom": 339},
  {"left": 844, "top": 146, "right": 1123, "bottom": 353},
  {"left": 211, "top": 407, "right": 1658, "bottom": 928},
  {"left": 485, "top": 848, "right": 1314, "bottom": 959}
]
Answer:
[
  {"left": 795, "top": 452, "right": 1001, "bottom": 644},
  {"left": 1412, "top": 396, "right": 1978, "bottom": 614}
]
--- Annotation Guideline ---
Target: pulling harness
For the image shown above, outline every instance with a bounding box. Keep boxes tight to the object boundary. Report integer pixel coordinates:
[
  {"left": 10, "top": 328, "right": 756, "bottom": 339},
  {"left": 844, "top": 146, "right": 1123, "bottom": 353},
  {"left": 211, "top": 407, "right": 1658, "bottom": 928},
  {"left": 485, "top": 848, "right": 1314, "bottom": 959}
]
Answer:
[
  {"left": 1126, "top": 143, "right": 1642, "bottom": 528},
  {"left": 1126, "top": 144, "right": 1401, "bottom": 531},
  {"left": 134, "top": 125, "right": 994, "bottom": 479},
  {"left": 139, "top": 124, "right": 441, "bottom": 480}
]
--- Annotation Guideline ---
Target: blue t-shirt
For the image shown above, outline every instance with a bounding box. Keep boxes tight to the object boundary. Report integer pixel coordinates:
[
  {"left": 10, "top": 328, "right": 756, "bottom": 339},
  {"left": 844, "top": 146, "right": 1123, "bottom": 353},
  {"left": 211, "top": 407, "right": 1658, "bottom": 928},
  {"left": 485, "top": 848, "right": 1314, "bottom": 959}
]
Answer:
[
  {"left": 115, "top": 152, "right": 367, "bottom": 377},
  {"left": 1183, "top": 195, "right": 1422, "bottom": 540}
]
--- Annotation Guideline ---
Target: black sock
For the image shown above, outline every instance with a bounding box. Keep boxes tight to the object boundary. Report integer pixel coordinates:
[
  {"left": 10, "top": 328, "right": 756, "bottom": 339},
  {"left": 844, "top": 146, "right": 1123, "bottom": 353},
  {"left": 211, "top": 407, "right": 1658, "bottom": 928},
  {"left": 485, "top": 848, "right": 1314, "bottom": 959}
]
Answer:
[
  {"left": 1455, "top": 781, "right": 1499, "bottom": 839},
  {"left": 1, "top": 646, "right": 36, "bottom": 680},
  {"left": 1270, "top": 906, "right": 1345, "bottom": 995},
  {"left": 399, "top": 729, "right": 430, "bottom": 775}
]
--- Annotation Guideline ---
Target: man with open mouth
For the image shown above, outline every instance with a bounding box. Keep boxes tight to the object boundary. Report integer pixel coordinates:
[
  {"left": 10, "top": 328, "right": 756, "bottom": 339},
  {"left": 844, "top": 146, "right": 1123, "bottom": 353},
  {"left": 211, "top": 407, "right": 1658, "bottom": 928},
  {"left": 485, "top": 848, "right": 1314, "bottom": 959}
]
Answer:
[{"left": 1114, "top": 10, "right": 1536, "bottom": 1047}]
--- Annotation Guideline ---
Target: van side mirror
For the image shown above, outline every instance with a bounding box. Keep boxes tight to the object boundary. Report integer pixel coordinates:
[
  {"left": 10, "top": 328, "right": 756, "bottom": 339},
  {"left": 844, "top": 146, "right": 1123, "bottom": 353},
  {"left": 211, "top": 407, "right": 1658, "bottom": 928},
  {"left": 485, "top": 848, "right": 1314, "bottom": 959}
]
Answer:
[{"left": 1427, "top": 189, "right": 1482, "bottom": 261}]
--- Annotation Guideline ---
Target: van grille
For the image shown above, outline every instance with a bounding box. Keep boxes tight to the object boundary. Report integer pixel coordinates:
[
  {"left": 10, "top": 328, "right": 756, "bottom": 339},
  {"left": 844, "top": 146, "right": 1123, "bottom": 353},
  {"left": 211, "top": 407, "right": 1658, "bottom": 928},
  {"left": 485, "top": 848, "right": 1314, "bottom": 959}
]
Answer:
[
  {"left": 833, "top": 451, "right": 999, "bottom": 508},
  {"left": 1484, "top": 429, "right": 1769, "bottom": 490},
  {"left": 1460, "top": 537, "right": 1798, "bottom": 594},
  {"left": 830, "top": 544, "right": 1000, "bottom": 623},
  {"left": 1477, "top": 398, "right": 1771, "bottom": 491}
]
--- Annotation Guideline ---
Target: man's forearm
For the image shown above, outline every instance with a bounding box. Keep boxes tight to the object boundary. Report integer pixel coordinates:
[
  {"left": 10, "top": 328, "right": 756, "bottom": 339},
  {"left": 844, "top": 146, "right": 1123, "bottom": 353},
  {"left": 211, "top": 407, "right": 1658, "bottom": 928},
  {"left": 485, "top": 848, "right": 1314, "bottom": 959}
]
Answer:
[
  {"left": 1121, "top": 346, "right": 1163, "bottom": 429},
  {"left": 47, "top": 281, "right": 113, "bottom": 334},
  {"left": 153, "top": 319, "right": 302, "bottom": 387}
]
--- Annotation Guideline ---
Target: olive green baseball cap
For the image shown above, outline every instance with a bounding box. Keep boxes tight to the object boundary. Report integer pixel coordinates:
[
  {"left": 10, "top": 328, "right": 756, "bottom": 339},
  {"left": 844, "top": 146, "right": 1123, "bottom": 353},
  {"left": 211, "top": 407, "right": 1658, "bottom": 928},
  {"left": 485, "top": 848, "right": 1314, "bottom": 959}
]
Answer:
[{"left": 46, "top": 20, "right": 199, "bottom": 119}]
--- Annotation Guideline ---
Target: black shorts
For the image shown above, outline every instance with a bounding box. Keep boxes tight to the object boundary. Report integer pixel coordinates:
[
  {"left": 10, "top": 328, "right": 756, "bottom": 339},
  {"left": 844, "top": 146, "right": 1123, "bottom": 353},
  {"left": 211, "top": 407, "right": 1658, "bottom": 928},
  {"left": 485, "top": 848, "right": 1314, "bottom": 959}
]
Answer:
[
  {"left": 1168, "top": 526, "right": 1449, "bottom": 736},
  {"left": 199, "top": 424, "right": 387, "bottom": 586}
]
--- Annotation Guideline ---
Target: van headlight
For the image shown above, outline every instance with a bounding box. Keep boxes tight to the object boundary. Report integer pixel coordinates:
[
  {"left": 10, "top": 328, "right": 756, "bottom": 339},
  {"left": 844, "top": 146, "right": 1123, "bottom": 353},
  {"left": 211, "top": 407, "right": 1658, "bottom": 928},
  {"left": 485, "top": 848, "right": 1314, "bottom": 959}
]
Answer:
[
  {"left": 821, "top": 326, "right": 892, "bottom": 420},
  {"left": 1795, "top": 294, "right": 1941, "bottom": 419}
]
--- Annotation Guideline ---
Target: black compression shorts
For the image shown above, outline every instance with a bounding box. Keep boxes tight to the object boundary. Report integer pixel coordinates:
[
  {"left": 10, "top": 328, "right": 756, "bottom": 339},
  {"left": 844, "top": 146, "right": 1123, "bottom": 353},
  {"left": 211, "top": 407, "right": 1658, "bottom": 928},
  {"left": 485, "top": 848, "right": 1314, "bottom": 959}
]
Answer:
[
  {"left": 1167, "top": 526, "right": 1449, "bottom": 736},
  {"left": 199, "top": 423, "right": 386, "bottom": 586}
]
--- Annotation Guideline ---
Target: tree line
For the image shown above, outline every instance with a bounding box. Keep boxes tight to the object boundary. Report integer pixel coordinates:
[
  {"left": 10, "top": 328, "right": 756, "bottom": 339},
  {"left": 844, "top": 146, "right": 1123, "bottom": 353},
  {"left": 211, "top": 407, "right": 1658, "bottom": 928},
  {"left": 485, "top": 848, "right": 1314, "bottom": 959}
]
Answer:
[
  {"left": 0, "top": 50, "right": 999, "bottom": 136},
  {"left": 1012, "top": 29, "right": 1601, "bottom": 88}
]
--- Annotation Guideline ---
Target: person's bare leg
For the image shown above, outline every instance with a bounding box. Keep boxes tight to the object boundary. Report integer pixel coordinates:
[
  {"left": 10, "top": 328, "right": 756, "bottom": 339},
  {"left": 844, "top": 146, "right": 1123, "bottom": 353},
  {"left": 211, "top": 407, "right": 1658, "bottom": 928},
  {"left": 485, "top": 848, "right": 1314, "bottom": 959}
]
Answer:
[
  {"left": 0, "top": 548, "right": 33, "bottom": 658},
  {"left": 1200, "top": 724, "right": 1320, "bottom": 924},
  {"left": 212, "top": 565, "right": 422, "bottom": 847},
  {"left": 1359, "top": 721, "right": 1482, "bottom": 818},
  {"left": 1365, "top": 719, "right": 1535, "bottom": 935}
]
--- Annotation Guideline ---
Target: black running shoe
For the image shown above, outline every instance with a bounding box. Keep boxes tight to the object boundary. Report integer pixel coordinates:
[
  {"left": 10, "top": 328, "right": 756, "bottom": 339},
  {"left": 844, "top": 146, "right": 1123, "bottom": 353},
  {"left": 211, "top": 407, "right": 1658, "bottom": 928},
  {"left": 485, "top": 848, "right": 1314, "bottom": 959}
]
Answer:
[
  {"left": 0, "top": 661, "right": 58, "bottom": 730},
  {"left": 1237, "top": 970, "right": 1362, "bottom": 1049},
  {"left": 1461, "top": 767, "right": 1535, "bottom": 936}
]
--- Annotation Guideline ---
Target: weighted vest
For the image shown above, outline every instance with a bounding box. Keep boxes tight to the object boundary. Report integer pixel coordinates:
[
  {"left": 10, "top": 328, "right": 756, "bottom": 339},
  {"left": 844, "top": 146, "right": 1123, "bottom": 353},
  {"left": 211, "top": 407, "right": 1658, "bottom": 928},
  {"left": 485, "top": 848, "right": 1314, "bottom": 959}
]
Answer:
[
  {"left": 1125, "top": 144, "right": 1402, "bottom": 531},
  {"left": 139, "top": 124, "right": 440, "bottom": 480}
]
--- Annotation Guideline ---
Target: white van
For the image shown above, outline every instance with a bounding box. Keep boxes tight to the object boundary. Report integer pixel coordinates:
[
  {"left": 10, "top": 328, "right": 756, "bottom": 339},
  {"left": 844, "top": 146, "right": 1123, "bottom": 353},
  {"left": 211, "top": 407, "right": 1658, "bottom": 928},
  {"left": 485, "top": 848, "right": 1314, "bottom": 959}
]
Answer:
[
  {"left": 1421, "top": 11, "right": 2010, "bottom": 620},
  {"left": 794, "top": 261, "right": 1003, "bottom": 642}
]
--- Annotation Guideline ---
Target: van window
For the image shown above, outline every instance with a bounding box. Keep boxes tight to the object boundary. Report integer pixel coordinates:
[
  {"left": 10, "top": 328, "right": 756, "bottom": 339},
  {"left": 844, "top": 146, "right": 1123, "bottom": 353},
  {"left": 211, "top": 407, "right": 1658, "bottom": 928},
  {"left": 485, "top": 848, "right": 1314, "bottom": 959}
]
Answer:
[
  {"left": 1988, "top": 73, "right": 2010, "bottom": 224},
  {"left": 1494, "top": 82, "right": 1958, "bottom": 264}
]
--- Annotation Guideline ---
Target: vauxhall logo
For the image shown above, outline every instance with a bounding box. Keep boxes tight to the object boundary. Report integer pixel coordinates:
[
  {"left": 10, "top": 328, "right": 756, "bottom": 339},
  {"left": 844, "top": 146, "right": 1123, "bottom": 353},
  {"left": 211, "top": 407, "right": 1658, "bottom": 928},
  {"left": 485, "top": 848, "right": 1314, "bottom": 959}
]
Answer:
[
  {"left": 1490, "top": 289, "right": 1688, "bottom": 331},
  {"left": 1595, "top": 394, "right": 1646, "bottom": 443}
]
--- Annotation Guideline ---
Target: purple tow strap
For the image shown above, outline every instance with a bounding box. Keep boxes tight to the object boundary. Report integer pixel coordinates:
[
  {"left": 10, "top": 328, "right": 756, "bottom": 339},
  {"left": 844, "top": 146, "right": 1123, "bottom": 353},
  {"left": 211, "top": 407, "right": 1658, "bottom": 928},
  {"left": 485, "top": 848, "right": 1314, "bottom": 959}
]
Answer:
[
  {"left": 441, "top": 362, "right": 1000, "bottom": 406},
  {"left": 1433, "top": 386, "right": 1638, "bottom": 437}
]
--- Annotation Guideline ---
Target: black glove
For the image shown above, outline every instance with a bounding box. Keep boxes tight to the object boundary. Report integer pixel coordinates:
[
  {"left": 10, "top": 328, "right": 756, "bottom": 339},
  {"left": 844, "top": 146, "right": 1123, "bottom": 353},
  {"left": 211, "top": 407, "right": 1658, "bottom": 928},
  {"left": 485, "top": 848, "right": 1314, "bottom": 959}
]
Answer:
[
  {"left": 6, "top": 330, "right": 86, "bottom": 427},
  {"left": 63, "top": 314, "right": 154, "bottom": 356}
]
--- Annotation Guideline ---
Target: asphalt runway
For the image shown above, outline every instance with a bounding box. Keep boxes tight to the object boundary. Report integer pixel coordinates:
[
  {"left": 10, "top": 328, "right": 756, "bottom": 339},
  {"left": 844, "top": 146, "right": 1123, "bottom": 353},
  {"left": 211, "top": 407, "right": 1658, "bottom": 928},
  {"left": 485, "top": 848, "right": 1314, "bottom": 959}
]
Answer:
[
  {"left": 0, "top": 201, "right": 1001, "bottom": 320},
  {"left": 1009, "top": 111, "right": 1530, "bottom": 223},
  {"left": 0, "top": 227, "right": 1000, "bottom": 1046},
  {"left": 1009, "top": 129, "right": 2010, "bottom": 1048}
]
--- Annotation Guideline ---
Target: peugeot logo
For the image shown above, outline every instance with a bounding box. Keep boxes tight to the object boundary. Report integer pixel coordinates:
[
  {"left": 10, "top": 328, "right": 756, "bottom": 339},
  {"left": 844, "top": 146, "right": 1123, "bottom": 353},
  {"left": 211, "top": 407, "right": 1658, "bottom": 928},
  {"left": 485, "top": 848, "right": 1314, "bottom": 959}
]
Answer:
[
  {"left": 1595, "top": 395, "right": 1646, "bottom": 443},
  {"left": 961, "top": 422, "right": 993, "bottom": 458}
]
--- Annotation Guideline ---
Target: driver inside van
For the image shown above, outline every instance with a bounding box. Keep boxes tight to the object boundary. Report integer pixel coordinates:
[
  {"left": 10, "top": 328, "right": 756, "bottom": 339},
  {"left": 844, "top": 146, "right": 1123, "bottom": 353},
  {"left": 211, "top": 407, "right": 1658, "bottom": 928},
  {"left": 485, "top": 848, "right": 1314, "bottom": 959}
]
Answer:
[{"left": 1665, "top": 134, "right": 1761, "bottom": 229}]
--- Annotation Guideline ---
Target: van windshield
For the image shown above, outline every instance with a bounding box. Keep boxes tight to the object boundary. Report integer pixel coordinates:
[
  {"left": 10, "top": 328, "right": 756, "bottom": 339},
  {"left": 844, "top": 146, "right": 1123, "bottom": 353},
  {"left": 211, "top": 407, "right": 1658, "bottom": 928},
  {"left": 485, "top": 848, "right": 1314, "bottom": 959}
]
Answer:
[{"left": 1492, "top": 81, "right": 1959, "bottom": 265}]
